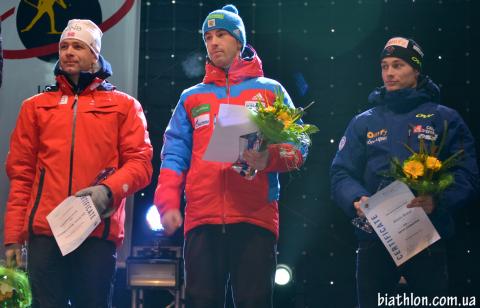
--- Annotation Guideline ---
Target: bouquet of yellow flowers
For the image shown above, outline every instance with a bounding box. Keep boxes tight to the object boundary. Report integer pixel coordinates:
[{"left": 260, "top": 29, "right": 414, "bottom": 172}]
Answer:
[
  {"left": 232, "top": 88, "right": 318, "bottom": 179},
  {"left": 0, "top": 265, "right": 32, "bottom": 308},
  {"left": 250, "top": 89, "right": 319, "bottom": 147},
  {"left": 388, "top": 121, "right": 463, "bottom": 195}
]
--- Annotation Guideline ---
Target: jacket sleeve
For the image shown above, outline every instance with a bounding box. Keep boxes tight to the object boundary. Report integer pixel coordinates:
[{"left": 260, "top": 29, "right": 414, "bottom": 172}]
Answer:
[
  {"left": 1, "top": 20, "right": 3, "bottom": 88},
  {"left": 4, "top": 100, "right": 39, "bottom": 245},
  {"left": 330, "top": 116, "right": 371, "bottom": 218},
  {"left": 436, "top": 111, "right": 479, "bottom": 212},
  {"left": 263, "top": 85, "right": 307, "bottom": 173},
  {"left": 154, "top": 97, "right": 192, "bottom": 215},
  {"left": 102, "top": 96, "right": 153, "bottom": 205}
]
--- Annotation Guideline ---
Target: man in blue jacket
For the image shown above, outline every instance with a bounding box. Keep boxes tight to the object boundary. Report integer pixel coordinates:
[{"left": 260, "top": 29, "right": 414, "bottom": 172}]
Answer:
[{"left": 330, "top": 37, "right": 478, "bottom": 308}]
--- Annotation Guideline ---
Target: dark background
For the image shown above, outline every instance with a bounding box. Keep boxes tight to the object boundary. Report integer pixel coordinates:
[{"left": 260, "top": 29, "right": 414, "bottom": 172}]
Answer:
[{"left": 121, "top": 1, "right": 480, "bottom": 307}]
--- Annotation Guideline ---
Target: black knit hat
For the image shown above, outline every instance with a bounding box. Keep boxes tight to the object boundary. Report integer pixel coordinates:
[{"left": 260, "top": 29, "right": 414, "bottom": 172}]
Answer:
[{"left": 381, "top": 37, "right": 424, "bottom": 71}]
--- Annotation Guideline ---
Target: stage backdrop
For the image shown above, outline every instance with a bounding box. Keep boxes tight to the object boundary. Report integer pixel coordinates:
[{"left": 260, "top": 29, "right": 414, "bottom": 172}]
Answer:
[{"left": 0, "top": 0, "right": 141, "bottom": 265}]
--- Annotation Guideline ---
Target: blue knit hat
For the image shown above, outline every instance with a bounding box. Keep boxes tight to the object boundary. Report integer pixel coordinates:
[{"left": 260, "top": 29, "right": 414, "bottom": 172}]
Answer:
[{"left": 202, "top": 4, "right": 246, "bottom": 52}]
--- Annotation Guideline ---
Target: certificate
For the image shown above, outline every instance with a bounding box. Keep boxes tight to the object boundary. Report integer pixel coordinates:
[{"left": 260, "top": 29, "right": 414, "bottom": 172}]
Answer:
[
  {"left": 46, "top": 195, "right": 101, "bottom": 256},
  {"left": 203, "top": 104, "right": 258, "bottom": 163},
  {"left": 361, "top": 180, "right": 441, "bottom": 266}
]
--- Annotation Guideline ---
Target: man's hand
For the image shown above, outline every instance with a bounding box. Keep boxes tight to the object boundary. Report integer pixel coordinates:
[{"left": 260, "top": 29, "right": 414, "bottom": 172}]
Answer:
[
  {"left": 75, "top": 185, "right": 113, "bottom": 218},
  {"left": 5, "top": 243, "right": 24, "bottom": 268},
  {"left": 243, "top": 149, "right": 269, "bottom": 171},
  {"left": 354, "top": 196, "right": 369, "bottom": 218},
  {"left": 161, "top": 209, "right": 183, "bottom": 236},
  {"left": 407, "top": 195, "right": 436, "bottom": 214}
]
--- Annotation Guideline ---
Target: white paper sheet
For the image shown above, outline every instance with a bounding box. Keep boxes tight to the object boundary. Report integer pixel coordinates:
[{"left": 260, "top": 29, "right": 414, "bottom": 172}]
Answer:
[
  {"left": 361, "top": 180, "right": 441, "bottom": 266},
  {"left": 46, "top": 196, "right": 101, "bottom": 256},
  {"left": 203, "top": 104, "right": 258, "bottom": 162}
]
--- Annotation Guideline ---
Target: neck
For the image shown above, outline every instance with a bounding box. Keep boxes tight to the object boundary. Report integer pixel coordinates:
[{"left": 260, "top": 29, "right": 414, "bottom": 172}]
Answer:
[{"left": 69, "top": 74, "right": 80, "bottom": 85}]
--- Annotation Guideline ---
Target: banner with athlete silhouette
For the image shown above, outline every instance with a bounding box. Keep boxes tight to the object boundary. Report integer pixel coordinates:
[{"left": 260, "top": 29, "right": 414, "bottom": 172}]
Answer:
[{"left": 0, "top": 0, "right": 140, "bottom": 265}]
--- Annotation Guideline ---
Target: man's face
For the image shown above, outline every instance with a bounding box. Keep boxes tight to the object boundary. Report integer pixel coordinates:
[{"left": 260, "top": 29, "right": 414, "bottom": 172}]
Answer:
[
  {"left": 59, "top": 39, "right": 97, "bottom": 78},
  {"left": 381, "top": 57, "right": 418, "bottom": 91},
  {"left": 205, "top": 29, "right": 241, "bottom": 69}
]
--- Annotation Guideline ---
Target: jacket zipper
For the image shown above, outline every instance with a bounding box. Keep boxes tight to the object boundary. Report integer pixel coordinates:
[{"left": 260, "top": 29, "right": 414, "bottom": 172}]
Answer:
[
  {"left": 222, "top": 73, "right": 230, "bottom": 234},
  {"left": 28, "top": 168, "right": 46, "bottom": 238},
  {"left": 68, "top": 94, "right": 79, "bottom": 196}
]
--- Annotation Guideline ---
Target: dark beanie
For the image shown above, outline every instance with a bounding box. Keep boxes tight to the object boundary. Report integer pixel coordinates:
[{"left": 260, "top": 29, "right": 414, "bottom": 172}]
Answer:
[{"left": 381, "top": 37, "right": 424, "bottom": 71}]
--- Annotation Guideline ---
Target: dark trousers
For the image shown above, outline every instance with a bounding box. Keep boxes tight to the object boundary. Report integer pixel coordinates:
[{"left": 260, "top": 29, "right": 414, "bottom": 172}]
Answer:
[
  {"left": 356, "top": 240, "right": 448, "bottom": 308},
  {"left": 28, "top": 236, "right": 117, "bottom": 308},
  {"left": 184, "top": 223, "right": 277, "bottom": 308}
]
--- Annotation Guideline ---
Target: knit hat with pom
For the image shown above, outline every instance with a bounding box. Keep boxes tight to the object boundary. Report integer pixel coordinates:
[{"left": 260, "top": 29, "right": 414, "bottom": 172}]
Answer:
[{"left": 202, "top": 4, "right": 246, "bottom": 52}]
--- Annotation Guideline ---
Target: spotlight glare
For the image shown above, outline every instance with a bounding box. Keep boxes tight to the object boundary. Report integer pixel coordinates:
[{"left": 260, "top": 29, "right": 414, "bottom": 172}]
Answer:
[
  {"left": 146, "top": 205, "right": 164, "bottom": 232},
  {"left": 275, "top": 264, "right": 292, "bottom": 286}
]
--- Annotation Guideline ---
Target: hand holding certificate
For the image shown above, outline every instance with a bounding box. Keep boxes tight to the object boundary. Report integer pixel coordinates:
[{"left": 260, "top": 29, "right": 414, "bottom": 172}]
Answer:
[
  {"left": 360, "top": 180, "right": 440, "bottom": 266},
  {"left": 46, "top": 195, "right": 101, "bottom": 256}
]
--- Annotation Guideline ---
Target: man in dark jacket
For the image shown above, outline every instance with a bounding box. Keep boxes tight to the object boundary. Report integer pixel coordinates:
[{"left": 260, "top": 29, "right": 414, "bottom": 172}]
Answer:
[{"left": 330, "top": 37, "right": 478, "bottom": 308}]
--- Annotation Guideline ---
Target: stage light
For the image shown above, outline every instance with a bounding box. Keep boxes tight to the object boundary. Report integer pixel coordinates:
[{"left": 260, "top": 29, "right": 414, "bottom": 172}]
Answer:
[
  {"left": 146, "top": 205, "right": 164, "bottom": 232},
  {"left": 275, "top": 264, "right": 292, "bottom": 286}
]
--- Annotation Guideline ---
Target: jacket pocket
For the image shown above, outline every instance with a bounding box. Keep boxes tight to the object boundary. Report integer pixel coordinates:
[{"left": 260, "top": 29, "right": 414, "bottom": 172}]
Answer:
[{"left": 28, "top": 168, "right": 45, "bottom": 238}]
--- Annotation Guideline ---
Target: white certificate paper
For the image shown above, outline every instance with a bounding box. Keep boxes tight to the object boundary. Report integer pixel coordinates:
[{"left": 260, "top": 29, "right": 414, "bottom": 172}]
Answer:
[
  {"left": 361, "top": 180, "right": 441, "bottom": 266},
  {"left": 203, "top": 104, "right": 258, "bottom": 163},
  {"left": 46, "top": 196, "right": 101, "bottom": 256}
]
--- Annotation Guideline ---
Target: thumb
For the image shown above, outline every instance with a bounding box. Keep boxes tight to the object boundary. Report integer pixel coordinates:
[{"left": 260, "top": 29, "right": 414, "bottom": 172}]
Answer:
[
  {"left": 75, "top": 187, "right": 92, "bottom": 197},
  {"left": 16, "top": 251, "right": 23, "bottom": 268}
]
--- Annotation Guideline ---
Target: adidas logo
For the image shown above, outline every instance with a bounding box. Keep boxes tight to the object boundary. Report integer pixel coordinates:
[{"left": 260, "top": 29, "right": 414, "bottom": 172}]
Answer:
[{"left": 251, "top": 93, "right": 264, "bottom": 102}]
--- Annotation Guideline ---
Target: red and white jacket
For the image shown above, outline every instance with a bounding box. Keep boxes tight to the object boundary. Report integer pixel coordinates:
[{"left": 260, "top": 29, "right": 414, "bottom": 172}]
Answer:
[{"left": 4, "top": 57, "right": 153, "bottom": 246}]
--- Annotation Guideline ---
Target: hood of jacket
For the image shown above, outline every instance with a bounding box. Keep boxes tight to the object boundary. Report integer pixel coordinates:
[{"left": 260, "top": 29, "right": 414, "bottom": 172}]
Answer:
[
  {"left": 368, "top": 75, "right": 441, "bottom": 113},
  {"left": 54, "top": 55, "right": 114, "bottom": 94},
  {"left": 203, "top": 44, "right": 264, "bottom": 86}
]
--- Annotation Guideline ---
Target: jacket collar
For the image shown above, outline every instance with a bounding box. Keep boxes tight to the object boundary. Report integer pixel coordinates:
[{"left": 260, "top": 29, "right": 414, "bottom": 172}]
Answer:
[
  {"left": 203, "top": 45, "right": 264, "bottom": 86},
  {"left": 54, "top": 55, "right": 113, "bottom": 95},
  {"left": 368, "top": 75, "right": 441, "bottom": 113}
]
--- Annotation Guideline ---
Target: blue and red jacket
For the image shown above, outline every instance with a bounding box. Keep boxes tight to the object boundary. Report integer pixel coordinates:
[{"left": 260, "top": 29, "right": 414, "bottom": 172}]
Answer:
[
  {"left": 330, "top": 76, "right": 479, "bottom": 240},
  {"left": 154, "top": 46, "right": 308, "bottom": 238}
]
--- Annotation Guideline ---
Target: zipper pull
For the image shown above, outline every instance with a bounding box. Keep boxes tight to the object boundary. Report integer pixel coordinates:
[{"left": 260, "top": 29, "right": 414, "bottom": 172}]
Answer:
[{"left": 72, "top": 94, "right": 79, "bottom": 108}]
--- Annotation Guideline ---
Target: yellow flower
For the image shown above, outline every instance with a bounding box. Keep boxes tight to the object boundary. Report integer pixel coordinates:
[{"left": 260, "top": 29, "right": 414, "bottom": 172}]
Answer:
[
  {"left": 425, "top": 156, "right": 442, "bottom": 171},
  {"left": 265, "top": 106, "right": 276, "bottom": 113},
  {"left": 403, "top": 160, "right": 424, "bottom": 179},
  {"left": 277, "top": 111, "right": 293, "bottom": 127}
]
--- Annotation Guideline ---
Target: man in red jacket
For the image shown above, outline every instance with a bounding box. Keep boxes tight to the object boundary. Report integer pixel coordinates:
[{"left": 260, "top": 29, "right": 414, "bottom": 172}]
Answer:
[
  {"left": 3, "top": 19, "right": 153, "bottom": 307},
  {"left": 154, "top": 5, "right": 309, "bottom": 308}
]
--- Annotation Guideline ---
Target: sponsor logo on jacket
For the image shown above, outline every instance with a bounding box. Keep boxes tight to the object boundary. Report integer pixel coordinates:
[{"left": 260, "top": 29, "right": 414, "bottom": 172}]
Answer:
[
  {"left": 245, "top": 92, "right": 266, "bottom": 110},
  {"left": 367, "top": 129, "right": 388, "bottom": 145},
  {"left": 415, "top": 113, "right": 434, "bottom": 118},
  {"left": 191, "top": 104, "right": 210, "bottom": 129},
  {"left": 412, "top": 125, "right": 438, "bottom": 141}
]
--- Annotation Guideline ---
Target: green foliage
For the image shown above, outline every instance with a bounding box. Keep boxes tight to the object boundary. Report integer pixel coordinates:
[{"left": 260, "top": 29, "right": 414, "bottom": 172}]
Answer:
[
  {"left": 250, "top": 88, "right": 319, "bottom": 146},
  {"left": 0, "top": 266, "right": 32, "bottom": 308}
]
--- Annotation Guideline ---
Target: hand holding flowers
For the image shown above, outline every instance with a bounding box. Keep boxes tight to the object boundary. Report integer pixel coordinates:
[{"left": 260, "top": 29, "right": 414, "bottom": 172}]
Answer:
[{"left": 232, "top": 88, "right": 318, "bottom": 179}]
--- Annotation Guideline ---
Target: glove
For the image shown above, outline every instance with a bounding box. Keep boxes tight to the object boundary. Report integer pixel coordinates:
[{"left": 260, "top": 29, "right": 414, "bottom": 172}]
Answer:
[
  {"left": 161, "top": 209, "right": 183, "bottom": 236},
  {"left": 5, "top": 243, "right": 24, "bottom": 268},
  {"left": 75, "top": 185, "right": 113, "bottom": 219}
]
